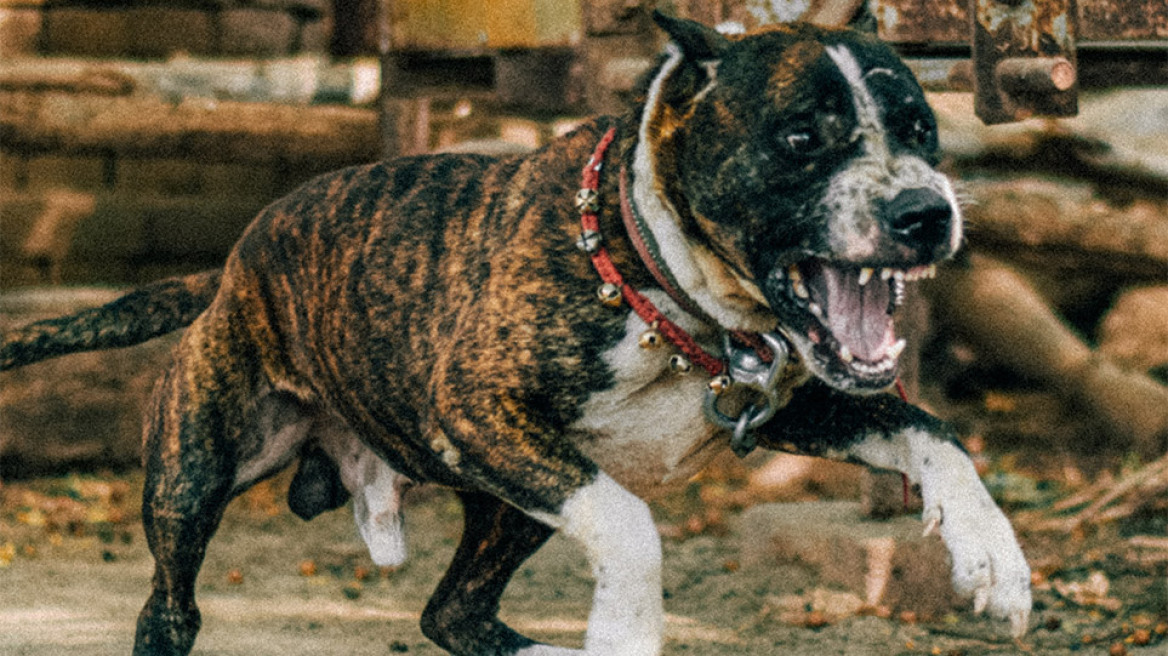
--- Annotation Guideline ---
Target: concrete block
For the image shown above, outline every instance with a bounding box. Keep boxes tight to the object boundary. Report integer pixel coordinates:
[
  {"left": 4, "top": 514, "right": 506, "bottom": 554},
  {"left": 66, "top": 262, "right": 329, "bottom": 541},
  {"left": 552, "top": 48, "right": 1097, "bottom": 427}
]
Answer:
[
  {"left": 43, "top": 9, "right": 130, "bottom": 57},
  {"left": 0, "top": 8, "right": 42, "bottom": 57},
  {"left": 27, "top": 155, "right": 106, "bottom": 192},
  {"left": 220, "top": 8, "right": 296, "bottom": 56},
  {"left": 736, "top": 501, "right": 961, "bottom": 617}
]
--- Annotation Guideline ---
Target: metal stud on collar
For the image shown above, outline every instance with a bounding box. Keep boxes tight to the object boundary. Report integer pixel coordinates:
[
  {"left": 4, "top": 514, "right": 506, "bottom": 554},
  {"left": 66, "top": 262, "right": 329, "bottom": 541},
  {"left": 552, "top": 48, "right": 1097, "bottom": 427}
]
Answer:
[
  {"left": 575, "top": 229, "right": 602, "bottom": 254},
  {"left": 574, "top": 188, "right": 600, "bottom": 213}
]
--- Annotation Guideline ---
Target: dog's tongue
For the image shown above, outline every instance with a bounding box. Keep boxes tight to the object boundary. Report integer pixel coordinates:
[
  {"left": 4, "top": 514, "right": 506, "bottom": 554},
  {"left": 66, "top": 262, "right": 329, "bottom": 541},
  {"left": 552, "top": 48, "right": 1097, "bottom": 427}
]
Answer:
[{"left": 805, "top": 262, "right": 893, "bottom": 362}]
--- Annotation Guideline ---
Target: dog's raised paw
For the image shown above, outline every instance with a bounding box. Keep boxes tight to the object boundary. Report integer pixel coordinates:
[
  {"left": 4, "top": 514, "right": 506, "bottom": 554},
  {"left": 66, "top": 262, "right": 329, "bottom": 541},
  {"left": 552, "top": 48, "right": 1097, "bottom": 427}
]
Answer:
[{"left": 923, "top": 487, "right": 1032, "bottom": 638}]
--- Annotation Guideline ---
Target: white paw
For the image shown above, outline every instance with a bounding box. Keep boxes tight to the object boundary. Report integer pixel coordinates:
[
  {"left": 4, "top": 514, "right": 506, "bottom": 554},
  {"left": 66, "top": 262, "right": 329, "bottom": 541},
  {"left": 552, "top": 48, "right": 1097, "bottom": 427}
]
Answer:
[{"left": 921, "top": 467, "right": 1032, "bottom": 637}]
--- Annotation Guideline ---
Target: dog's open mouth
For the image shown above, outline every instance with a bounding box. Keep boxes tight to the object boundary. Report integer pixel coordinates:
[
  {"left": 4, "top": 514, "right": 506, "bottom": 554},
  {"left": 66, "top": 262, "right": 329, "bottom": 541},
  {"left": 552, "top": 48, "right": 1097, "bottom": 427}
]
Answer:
[{"left": 767, "top": 258, "right": 936, "bottom": 391}]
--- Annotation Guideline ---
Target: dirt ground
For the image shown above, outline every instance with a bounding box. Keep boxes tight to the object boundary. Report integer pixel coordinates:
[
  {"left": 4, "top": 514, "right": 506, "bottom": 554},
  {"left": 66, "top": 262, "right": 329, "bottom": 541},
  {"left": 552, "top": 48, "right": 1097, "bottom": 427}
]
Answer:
[{"left": 0, "top": 457, "right": 1164, "bottom": 656}]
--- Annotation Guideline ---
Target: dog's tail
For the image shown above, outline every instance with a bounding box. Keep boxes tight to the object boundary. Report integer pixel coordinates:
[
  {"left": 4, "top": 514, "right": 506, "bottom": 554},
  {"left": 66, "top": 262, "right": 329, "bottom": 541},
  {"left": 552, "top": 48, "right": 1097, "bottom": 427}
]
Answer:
[{"left": 0, "top": 270, "right": 222, "bottom": 371}]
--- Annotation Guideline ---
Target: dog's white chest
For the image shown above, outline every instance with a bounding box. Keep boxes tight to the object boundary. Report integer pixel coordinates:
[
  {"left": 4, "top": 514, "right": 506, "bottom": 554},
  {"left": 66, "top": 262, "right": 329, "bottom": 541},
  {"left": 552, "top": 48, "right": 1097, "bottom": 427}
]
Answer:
[{"left": 571, "top": 293, "right": 728, "bottom": 498}]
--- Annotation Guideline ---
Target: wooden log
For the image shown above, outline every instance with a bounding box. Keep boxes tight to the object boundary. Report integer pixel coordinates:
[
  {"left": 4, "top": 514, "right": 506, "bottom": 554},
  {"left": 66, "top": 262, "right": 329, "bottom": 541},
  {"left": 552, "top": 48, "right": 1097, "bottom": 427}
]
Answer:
[
  {"left": 962, "top": 179, "right": 1168, "bottom": 280},
  {"left": 0, "top": 90, "right": 380, "bottom": 168},
  {"left": 931, "top": 254, "right": 1168, "bottom": 459}
]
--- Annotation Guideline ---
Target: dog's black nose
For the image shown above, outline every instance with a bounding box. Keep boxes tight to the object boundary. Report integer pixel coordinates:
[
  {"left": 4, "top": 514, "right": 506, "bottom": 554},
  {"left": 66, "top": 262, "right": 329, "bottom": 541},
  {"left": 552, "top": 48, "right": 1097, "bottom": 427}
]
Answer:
[{"left": 880, "top": 188, "right": 952, "bottom": 250}]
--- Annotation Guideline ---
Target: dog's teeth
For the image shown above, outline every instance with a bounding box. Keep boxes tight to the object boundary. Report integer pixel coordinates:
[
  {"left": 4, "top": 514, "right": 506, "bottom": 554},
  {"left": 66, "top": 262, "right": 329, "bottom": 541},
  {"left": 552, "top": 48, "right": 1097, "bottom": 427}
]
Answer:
[
  {"left": 887, "top": 338, "right": 907, "bottom": 360},
  {"left": 858, "top": 268, "right": 874, "bottom": 286},
  {"left": 788, "top": 265, "right": 802, "bottom": 283},
  {"left": 794, "top": 281, "right": 809, "bottom": 299},
  {"left": 893, "top": 270, "right": 906, "bottom": 283},
  {"left": 808, "top": 302, "right": 824, "bottom": 319},
  {"left": 891, "top": 278, "right": 906, "bottom": 307},
  {"left": 839, "top": 345, "right": 853, "bottom": 363},
  {"left": 880, "top": 267, "right": 893, "bottom": 281},
  {"left": 926, "top": 264, "right": 937, "bottom": 279}
]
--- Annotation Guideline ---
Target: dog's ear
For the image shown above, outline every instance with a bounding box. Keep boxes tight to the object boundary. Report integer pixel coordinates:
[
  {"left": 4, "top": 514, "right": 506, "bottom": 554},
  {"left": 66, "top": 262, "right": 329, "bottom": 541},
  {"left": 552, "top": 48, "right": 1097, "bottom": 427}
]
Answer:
[{"left": 652, "top": 10, "right": 730, "bottom": 64}]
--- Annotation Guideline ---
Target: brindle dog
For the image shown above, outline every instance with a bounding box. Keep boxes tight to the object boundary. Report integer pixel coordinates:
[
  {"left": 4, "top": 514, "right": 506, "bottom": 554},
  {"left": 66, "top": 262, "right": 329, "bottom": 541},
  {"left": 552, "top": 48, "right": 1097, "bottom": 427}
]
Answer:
[{"left": 1, "top": 13, "right": 1031, "bottom": 656}]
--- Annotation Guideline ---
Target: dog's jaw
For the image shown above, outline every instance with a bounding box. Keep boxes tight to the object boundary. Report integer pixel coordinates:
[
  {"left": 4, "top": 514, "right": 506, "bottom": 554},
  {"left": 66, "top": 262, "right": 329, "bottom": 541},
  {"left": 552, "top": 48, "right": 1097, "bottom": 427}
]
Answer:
[{"left": 765, "top": 260, "right": 936, "bottom": 392}]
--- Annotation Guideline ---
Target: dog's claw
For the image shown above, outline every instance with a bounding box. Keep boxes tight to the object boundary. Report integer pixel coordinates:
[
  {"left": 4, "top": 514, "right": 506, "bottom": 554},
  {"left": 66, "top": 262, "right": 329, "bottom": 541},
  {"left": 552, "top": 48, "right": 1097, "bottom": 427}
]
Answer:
[
  {"left": 973, "top": 586, "right": 990, "bottom": 615},
  {"left": 1010, "top": 608, "right": 1030, "bottom": 639},
  {"left": 921, "top": 511, "right": 940, "bottom": 538}
]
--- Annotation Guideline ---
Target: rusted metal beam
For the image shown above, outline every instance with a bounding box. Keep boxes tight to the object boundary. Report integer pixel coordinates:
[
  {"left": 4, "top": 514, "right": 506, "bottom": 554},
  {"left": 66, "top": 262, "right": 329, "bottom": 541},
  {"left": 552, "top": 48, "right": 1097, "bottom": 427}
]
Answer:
[{"left": 971, "top": 0, "right": 1079, "bottom": 124}]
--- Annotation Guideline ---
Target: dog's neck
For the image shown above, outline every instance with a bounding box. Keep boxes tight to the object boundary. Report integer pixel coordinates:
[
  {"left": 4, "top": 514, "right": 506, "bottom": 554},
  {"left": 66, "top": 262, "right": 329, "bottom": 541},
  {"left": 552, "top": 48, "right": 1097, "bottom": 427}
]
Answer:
[{"left": 622, "top": 45, "right": 775, "bottom": 335}]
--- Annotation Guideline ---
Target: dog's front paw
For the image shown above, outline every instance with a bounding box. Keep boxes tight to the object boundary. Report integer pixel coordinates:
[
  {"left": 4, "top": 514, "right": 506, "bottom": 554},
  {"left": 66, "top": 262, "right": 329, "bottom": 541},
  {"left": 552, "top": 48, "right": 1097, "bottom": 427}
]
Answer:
[{"left": 922, "top": 483, "right": 1032, "bottom": 637}]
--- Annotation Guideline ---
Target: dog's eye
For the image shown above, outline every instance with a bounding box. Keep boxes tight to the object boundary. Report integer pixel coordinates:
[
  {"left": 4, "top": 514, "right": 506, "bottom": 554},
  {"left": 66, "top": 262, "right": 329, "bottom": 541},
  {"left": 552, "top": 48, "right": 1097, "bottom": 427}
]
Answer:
[{"left": 905, "top": 118, "right": 936, "bottom": 149}]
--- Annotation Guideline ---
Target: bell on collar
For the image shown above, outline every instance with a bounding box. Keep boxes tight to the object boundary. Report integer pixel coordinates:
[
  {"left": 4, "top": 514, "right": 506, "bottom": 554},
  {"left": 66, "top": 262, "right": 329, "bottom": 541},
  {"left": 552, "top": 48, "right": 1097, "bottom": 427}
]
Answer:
[
  {"left": 639, "top": 323, "right": 664, "bottom": 349},
  {"left": 668, "top": 354, "right": 693, "bottom": 374},
  {"left": 707, "top": 374, "right": 732, "bottom": 395},
  {"left": 597, "top": 282, "right": 623, "bottom": 307}
]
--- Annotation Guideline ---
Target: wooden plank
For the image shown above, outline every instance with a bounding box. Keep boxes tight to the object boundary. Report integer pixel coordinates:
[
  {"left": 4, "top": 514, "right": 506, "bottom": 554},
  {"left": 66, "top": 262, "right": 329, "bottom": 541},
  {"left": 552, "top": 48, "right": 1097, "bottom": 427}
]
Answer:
[{"left": 0, "top": 91, "right": 379, "bottom": 167}]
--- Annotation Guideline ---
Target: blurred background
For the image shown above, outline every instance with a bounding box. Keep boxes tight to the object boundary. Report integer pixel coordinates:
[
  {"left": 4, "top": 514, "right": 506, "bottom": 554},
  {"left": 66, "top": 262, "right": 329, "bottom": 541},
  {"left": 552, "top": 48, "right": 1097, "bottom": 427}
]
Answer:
[{"left": 0, "top": 1, "right": 1165, "bottom": 653}]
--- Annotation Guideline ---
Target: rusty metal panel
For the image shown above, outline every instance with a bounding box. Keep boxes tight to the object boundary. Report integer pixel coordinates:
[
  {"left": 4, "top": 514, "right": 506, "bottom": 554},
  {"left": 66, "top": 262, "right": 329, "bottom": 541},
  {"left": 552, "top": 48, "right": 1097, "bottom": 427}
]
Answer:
[
  {"left": 971, "top": 0, "right": 1079, "bottom": 124},
  {"left": 392, "top": 0, "right": 582, "bottom": 51},
  {"left": 713, "top": 0, "right": 1168, "bottom": 42},
  {"left": 874, "top": 0, "right": 969, "bottom": 43},
  {"left": 1078, "top": 0, "right": 1168, "bottom": 40}
]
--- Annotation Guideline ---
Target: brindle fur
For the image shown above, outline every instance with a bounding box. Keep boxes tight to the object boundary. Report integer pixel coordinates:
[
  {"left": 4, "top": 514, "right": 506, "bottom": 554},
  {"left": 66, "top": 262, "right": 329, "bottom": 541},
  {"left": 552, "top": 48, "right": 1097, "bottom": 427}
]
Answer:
[{"left": 1, "top": 14, "right": 1031, "bottom": 655}]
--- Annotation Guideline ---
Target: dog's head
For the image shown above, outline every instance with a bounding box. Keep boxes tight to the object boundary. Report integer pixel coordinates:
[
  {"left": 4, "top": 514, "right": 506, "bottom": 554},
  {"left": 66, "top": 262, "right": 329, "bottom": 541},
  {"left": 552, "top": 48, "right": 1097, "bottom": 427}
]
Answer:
[{"left": 631, "top": 13, "right": 962, "bottom": 393}]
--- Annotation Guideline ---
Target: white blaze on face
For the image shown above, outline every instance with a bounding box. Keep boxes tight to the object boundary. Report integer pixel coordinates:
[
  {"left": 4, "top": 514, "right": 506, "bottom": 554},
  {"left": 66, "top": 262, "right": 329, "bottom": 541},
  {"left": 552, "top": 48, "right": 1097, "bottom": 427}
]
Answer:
[{"left": 821, "top": 45, "right": 963, "bottom": 260}]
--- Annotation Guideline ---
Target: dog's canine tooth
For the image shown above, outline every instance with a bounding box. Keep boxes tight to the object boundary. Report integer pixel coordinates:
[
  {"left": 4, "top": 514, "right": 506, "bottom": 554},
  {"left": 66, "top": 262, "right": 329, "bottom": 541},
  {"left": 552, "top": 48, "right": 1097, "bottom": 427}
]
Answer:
[
  {"left": 809, "top": 302, "right": 824, "bottom": 319},
  {"left": 839, "top": 345, "right": 854, "bottom": 363},
  {"left": 794, "top": 280, "right": 810, "bottom": 299},
  {"left": 788, "top": 265, "right": 802, "bottom": 283},
  {"left": 858, "top": 267, "right": 874, "bottom": 286},
  {"left": 887, "top": 338, "right": 907, "bottom": 360},
  {"left": 880, "top": 267, "right": 893, "bottom": 281}
]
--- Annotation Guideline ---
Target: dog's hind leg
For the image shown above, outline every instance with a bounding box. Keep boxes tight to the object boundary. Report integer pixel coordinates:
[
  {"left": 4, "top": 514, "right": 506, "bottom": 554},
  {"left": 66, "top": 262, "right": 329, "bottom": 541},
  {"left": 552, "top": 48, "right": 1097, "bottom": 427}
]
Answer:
[
  {"left": 420, "top": 492, "right": 562, "bottom": 655},
  {"left": 132, "top": 315, "right": 287, "bottom": 656},
  {"left": 134, "top": 361, "right": 236, "bottom": 656}
]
